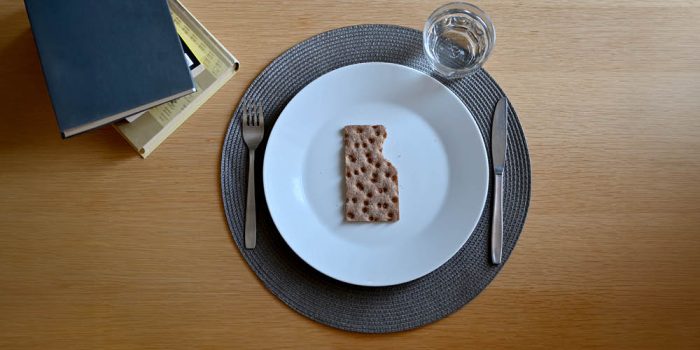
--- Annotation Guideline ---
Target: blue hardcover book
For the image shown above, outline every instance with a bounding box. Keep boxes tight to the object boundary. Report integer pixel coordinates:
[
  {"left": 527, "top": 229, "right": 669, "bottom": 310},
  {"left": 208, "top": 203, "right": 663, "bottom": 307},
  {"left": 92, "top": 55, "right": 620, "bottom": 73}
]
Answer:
[{"left": 24, "top": 0, "right": 195, "bottom": 138}]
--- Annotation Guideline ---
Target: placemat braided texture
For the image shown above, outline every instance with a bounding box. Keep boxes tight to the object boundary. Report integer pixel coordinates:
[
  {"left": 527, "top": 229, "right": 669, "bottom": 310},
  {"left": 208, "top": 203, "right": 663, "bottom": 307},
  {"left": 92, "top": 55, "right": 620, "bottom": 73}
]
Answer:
[{"left": 221, "top": 24, "right": 531, "bottom": 333}]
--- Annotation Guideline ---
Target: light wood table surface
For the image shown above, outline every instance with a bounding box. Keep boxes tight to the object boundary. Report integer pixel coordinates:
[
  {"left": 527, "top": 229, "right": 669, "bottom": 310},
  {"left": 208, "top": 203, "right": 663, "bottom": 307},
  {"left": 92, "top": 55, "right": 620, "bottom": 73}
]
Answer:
[{"left": 1, "top": 0, "right": 699, "bottom": 349}]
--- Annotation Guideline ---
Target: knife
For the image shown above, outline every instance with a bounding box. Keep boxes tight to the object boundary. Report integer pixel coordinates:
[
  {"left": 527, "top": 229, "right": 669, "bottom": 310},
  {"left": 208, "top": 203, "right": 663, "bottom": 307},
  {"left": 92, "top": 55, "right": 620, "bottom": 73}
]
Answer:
[{"left": 491, "top": 96, "right": 508, "bottom": 265}]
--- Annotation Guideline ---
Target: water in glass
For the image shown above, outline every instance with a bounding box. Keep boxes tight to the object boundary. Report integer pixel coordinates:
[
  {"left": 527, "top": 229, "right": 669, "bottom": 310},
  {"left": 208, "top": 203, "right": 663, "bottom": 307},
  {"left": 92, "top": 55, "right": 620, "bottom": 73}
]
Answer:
[{"left": 424, "top": 3, "right": 495, "bottom": 78}]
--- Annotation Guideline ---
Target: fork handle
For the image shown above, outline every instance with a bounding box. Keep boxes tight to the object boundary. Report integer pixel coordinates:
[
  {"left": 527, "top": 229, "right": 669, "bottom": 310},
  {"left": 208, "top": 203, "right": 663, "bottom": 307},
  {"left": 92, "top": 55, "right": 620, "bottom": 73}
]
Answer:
[{"left": 245, "top": 150, "right": 257, "bottom": 249}]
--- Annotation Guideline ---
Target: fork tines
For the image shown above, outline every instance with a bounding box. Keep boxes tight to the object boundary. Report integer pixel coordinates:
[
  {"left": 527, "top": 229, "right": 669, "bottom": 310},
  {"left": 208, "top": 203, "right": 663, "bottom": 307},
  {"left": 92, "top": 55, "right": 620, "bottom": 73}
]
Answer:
[{"left": 242, "top": 101, "right": 263, "bottom": 127}]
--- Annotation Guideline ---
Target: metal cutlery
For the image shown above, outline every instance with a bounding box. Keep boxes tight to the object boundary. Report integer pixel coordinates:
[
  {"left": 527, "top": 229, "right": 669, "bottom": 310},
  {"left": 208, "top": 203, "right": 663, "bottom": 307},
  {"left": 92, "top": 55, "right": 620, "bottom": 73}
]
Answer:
[
  {"left": 491, "top": 96, "right": 508, "bottom": 264},
  {"left": 241, "top": 101, "right": 265, "bottom": 249}
]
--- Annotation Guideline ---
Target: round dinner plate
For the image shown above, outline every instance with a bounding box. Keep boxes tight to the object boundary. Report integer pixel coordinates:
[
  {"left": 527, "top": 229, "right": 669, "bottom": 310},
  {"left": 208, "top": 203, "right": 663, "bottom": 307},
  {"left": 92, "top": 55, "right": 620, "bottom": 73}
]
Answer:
[{"left": 263, "top": 62, "right": 489, "bottom": 286}]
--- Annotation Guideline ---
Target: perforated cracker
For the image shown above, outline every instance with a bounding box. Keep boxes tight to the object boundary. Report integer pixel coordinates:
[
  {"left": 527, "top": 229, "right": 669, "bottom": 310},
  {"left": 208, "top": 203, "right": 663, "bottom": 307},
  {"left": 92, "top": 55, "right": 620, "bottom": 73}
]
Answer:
[{"left": 343, "top": 125, "right": 399, "bottom": 222}]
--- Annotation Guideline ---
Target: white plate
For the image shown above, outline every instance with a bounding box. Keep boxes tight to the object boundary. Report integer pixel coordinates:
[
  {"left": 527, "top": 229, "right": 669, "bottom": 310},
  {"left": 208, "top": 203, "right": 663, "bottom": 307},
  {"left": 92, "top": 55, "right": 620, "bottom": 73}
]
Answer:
[{"left": 263, "top": 62, "right": 489, "bottom": 286}]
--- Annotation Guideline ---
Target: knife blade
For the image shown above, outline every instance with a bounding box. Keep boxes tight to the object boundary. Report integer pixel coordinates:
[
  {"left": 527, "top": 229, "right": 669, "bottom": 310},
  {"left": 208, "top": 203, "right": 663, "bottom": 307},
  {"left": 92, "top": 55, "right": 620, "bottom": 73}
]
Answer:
[{"left": 491, "top": 96, "right": 508, "bottom": 264}]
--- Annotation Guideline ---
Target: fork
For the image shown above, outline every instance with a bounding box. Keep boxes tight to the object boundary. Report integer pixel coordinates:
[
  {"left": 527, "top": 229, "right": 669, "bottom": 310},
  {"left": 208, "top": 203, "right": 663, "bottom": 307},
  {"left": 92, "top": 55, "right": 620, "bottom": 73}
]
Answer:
[{"left": 241, "top": 101, "right": 265, "bottom": 249}]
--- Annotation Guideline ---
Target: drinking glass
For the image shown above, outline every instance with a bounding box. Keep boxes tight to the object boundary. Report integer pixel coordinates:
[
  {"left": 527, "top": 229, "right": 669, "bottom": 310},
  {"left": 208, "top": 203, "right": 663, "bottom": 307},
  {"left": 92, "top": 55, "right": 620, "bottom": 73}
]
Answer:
[{"left": 423, "top": 2, "right": 496, "bottom": 78}]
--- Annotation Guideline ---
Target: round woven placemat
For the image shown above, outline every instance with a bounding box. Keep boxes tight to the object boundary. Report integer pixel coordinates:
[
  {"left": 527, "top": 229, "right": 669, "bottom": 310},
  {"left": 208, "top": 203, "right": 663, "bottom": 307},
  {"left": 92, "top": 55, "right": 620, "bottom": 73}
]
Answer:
[{"left": 221, "top": 24, "right": 530, "bottom": 333}]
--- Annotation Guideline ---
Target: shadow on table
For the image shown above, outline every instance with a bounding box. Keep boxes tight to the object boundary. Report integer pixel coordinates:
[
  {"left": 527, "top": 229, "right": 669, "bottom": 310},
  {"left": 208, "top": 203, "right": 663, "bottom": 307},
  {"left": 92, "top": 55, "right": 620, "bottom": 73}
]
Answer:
[{"left": 0, "top": 10, "right": 136, "bottom": 161}]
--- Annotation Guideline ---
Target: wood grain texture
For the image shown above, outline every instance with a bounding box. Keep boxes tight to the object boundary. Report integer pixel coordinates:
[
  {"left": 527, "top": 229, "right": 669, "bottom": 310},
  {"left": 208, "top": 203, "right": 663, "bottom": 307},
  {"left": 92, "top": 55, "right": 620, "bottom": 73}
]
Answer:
[{"left": 1, "top": 0, "right": 699, "bottom": 348}]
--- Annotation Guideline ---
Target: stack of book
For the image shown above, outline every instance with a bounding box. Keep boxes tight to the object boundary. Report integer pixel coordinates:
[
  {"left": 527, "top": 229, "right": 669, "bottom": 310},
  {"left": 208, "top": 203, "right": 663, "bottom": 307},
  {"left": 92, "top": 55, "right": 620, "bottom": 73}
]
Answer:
[{"left": 25, "top": 0, "right": 239, "bottom": 158}]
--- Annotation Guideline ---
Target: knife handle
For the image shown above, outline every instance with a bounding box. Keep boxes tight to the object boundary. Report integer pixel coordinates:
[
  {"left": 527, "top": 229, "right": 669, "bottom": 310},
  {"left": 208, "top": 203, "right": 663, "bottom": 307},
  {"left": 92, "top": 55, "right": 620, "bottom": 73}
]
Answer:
[{"left": 491, "top": 172, "right": 504, "bottom": 264}]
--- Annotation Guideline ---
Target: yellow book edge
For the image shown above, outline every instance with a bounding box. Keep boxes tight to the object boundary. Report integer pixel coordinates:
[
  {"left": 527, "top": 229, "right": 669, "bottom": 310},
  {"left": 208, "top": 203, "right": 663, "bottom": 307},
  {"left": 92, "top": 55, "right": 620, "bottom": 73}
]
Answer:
[{"left": 115, "top": 69, "right": 235, "bottom": 158}]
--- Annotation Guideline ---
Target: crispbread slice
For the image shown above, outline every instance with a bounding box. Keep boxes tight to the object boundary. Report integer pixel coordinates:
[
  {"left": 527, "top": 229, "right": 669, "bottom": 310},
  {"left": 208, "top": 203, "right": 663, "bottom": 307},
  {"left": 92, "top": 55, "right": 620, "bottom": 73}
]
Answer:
[{"left": 343, "top": 125, "right": 399, "bottom": 222}]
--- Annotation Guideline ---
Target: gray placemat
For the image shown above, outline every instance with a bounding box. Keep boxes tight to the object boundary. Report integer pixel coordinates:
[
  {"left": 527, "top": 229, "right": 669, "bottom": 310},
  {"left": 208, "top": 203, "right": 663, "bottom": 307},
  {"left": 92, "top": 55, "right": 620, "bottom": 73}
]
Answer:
[{"left": 221, "top": 24, "right": 531, "bottom": 333}]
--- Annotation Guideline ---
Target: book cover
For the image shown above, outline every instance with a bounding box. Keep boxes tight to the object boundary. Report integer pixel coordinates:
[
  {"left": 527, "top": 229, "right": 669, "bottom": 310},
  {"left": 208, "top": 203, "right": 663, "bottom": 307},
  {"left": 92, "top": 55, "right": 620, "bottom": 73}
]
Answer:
[
  {"left": 114, "top": 0, "right": 239, "bottom": 158},
  {"left": 25, "top": 0, "right": 195, "bottom": 138}
]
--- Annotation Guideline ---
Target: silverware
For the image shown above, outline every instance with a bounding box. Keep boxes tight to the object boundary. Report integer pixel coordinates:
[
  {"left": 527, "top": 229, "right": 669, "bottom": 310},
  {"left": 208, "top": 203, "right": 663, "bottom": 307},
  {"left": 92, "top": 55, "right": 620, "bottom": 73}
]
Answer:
[
  {"left": 491, "top": 96, "right": 508, "bottom": 264},
  {"left": 241, "top": 101, "right": 265, "bottom": 249}
]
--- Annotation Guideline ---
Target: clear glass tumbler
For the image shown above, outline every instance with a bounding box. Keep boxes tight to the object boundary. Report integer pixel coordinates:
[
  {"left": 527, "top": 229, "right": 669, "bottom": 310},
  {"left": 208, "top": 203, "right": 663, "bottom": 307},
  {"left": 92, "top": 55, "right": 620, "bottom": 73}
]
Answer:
[{"left": 423, "top": 2, "right": 496, "bottom": 78}]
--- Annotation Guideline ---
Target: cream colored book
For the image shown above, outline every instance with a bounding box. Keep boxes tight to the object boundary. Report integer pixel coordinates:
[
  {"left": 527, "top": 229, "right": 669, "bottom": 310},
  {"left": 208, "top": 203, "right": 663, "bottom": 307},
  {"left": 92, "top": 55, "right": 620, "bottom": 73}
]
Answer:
[{"left": 114, "top": 0, "right": 239, "bottom": 158}]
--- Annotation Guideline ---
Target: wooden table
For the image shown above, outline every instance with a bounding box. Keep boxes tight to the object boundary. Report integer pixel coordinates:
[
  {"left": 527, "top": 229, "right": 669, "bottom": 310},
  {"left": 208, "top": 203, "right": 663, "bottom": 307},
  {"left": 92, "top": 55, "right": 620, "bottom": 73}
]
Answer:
[{"left": 1, "top": 0, "right": 699, "bottom": 348}]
